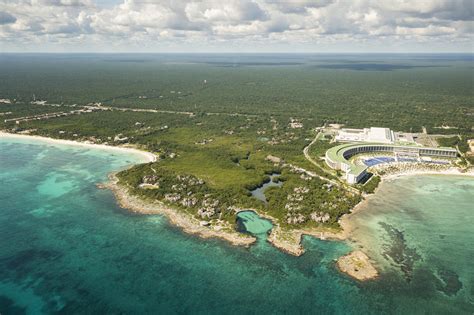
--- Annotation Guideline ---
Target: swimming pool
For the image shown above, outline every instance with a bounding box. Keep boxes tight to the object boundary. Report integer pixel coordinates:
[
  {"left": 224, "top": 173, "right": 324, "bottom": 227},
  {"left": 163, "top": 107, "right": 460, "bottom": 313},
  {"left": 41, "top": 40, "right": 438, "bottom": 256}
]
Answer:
[{"left": 363, "top": 157, "right": 449, "bottom": 167}]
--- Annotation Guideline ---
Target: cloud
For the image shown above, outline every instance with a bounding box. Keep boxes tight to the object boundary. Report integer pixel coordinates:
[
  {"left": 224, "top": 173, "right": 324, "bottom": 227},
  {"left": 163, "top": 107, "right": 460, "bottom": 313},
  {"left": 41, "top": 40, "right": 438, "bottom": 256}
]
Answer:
[
  {"left": 396, "top": 24, "right": 456, "bottom": 37},
  {"left": 379, "top": 0, "right": 473, "bottom": 21},
  {"left": 0, "top": 0, "right": 472, "bottom": 52},
  {"left": 186, "top": 1, "right": 268, "bottom": 24},
  {"left": 0, "top": 11, "right": 17, "bottom": 25},
  {"left": 31, "top": 0, "right": 92, "bottom": 6},
  {"left": 270, "top": 0, "right": 334, "bottom": 14}
]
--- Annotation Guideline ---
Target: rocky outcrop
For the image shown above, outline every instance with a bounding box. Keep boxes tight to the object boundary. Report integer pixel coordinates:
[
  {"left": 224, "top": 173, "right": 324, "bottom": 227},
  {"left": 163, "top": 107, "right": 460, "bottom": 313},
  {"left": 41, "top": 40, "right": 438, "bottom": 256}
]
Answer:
[{"left": 337, "top": 250, "right": 378, "bottom": 281}]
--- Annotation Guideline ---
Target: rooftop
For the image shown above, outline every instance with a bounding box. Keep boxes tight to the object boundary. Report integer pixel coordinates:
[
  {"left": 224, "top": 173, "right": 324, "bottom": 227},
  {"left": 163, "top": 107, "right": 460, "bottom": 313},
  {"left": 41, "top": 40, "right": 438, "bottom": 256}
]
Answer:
[
  {"left": 335, "top": 127, "right": 395, "bottom": 144},
  {"left": 326, "top": 142, "right": 457, "bottom": 177},
  {"left": 367, "top": 127, "right": 393, "bottom": 143}
]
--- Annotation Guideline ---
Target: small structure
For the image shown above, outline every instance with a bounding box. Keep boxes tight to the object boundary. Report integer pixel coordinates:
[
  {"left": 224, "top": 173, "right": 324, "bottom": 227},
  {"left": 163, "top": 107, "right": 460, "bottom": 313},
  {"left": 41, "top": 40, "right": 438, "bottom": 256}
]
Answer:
[
  {"left": 289, "top": 118, "right": 303, "bottom": 129},
  {"left": 114, "top": 134, "right": 129, "bottom": 142},
  {"left": 266, "top": 155, "right": 282, "bottom": 164}
]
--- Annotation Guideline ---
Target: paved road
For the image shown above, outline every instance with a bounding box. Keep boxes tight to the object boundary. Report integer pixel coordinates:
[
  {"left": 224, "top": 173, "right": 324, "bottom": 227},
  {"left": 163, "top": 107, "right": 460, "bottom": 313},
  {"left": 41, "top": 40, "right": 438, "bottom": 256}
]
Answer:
[{"left": 302, "top": 129, "right": 359, "bottom": 193}]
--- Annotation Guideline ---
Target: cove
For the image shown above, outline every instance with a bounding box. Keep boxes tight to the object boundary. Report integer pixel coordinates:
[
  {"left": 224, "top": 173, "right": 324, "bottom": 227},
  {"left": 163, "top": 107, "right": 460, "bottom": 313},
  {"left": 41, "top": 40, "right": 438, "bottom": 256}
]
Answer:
[
  {"left": 236, "top": 211, "right": 273, "bottom": 238},
  {"left": 1, "top": 137, "right": 474, "bottom": 314}
]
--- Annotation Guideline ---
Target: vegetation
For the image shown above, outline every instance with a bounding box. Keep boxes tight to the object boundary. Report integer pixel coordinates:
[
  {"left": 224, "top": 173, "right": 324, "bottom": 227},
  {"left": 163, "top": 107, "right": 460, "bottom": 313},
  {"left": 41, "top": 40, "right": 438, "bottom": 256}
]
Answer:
[
  {"left": 437, "top": 135, "right": 472, "bottom": 154},
  {"left": 1, "top": 53, "right": 472, "bottom": 232},
  {"left": 458, "top": 136, "right": 471, "bottom": 154},
  {"left": 1, "top": 54, "right": 473, "bottom": 132},
  {"left": 359, "top": 175, "right": 381, "bottom": 194},
  {"left": 265, "top": 171, "right": 361, "bottom": 228},
  {"left": 117, "top": 163, "right": 361, "bottom": 228}
]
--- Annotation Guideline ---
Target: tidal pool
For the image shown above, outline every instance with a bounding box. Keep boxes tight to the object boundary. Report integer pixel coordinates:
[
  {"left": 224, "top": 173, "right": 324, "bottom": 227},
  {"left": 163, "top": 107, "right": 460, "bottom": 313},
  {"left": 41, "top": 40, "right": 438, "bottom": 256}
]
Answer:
[{"left": 236, "top": 211, "right": 273, "bottom": 237}]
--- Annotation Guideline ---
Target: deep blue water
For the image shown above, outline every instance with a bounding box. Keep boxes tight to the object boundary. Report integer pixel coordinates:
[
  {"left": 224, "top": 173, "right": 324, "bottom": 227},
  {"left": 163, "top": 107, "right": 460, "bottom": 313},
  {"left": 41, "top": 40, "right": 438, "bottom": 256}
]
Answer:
[
  {"left": 1, "top": 53, "right": 472, "bottom": 68},
  {"left": 1, "top": 137, "right": 473, "bottom": 314}
]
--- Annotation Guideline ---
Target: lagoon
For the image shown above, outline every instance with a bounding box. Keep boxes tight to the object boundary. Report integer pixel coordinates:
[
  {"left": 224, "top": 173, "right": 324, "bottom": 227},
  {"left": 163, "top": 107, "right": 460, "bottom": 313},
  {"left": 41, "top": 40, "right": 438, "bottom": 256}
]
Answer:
[{"left": 250, "top": 173, "right": 283, "bottom": 204}]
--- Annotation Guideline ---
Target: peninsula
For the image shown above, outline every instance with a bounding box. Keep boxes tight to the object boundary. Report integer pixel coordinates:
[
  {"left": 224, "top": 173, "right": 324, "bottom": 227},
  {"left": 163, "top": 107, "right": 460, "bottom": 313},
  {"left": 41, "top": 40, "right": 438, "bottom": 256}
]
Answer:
[{"left": 1, "top": 54, "right": 473, "bottom": 282}]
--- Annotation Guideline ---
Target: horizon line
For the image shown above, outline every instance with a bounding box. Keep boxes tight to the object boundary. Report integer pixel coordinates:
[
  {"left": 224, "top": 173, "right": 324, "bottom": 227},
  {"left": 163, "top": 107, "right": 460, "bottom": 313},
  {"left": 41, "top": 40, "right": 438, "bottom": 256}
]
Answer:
[{"left": 1, "top": 51, "right": 473, "bottom": 55}]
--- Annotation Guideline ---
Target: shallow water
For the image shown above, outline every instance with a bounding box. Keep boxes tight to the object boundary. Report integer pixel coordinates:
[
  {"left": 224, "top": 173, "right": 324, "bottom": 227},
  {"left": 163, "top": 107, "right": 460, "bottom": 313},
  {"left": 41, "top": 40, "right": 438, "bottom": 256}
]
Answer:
[
  {"left": 348, "top": 175, "right": 474, "bottom": 299},
  {"left": 1, "top": 138, "right": 473, "bottom": 314},
  {"left": 250, "top": 174, "right": 282, "bottom": 204},
  {"left": 236, "top": 211, "right": 273, "bottom": 237}
]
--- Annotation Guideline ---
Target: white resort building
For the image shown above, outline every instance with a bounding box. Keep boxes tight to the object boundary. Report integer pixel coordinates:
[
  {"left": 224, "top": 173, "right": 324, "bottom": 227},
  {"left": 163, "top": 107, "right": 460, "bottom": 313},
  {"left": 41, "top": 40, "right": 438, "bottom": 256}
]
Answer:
[
  {"left": 325, "top": 141, "right": 457, "bottom": 184},
  {"left": 335, "top": 127, "right": 395, "bottom": 144}
]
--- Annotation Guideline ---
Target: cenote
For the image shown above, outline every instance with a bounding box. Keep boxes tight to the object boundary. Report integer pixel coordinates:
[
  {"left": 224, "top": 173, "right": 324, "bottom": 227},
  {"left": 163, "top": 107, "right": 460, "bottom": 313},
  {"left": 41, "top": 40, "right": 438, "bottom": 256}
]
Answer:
[{"left": 1, "top": 137, "right": 473, "bottom": 314}]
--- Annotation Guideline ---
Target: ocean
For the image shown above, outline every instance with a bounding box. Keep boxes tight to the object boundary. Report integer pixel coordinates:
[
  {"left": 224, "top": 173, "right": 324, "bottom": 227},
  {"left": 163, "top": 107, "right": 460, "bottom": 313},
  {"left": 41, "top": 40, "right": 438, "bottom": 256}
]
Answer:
[{"left": 0, "top": 137, "right": 473, "bottom": 314}]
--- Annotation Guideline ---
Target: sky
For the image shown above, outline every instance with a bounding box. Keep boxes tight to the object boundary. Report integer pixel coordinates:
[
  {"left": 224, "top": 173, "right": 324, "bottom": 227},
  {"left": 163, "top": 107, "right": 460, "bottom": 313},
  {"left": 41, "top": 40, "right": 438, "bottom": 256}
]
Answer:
[{"left": 0, "top": 0, "right": 473, "bottom": 53}]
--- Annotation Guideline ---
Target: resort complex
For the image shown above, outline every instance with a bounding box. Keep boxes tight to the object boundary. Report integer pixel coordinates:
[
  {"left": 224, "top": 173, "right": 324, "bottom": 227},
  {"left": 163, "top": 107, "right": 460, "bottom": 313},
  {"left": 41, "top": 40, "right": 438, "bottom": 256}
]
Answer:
[
  {"left": 325, "top": 132, "right": 458, "bottom": 184},
  {"left": 2, "top": 0, "right": 474, "bottom": 307},
  {"left": 335, "top": 127, "right": 396, "bottom": 144}
]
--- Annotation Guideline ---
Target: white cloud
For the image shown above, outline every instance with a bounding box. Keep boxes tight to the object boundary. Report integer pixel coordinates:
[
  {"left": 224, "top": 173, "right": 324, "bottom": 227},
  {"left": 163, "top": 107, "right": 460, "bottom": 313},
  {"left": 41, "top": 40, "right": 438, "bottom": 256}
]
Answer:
[
  {"left": 186, "top": 1, "right": 267, "bottom": 23},
  {"left": 396, "top": 24, "right": 456, "bottom": 37},
  {"left": 0, "top": 0, "right": 472, "bottom": 52}
]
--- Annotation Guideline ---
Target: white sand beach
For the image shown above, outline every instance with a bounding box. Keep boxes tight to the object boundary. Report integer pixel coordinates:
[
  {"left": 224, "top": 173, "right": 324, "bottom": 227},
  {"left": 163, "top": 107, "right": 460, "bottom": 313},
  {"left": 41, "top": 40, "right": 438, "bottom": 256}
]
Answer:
[{"left": 0, "top": 131, "right": 157, "bottom": 163}]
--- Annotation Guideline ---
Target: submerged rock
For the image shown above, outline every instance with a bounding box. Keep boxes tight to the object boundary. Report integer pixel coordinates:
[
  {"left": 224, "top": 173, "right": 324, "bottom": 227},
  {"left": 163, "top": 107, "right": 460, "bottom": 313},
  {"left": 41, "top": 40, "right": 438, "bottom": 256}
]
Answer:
[
  {"left": 379, "top": 222, "right": 421, "bottom": 282},
  {"left": 434, "top": 267, "right": 463, "bottom": 296}
]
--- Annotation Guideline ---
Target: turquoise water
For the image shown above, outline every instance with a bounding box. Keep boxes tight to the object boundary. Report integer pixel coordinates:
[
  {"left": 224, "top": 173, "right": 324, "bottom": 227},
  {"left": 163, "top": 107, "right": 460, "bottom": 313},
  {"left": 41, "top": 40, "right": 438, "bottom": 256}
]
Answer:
[
  {"left": 1, "top": 138, "right": 473, "bottom": 314},
  {"left": 236, "top": 211, "right": 273, "bottom": 237},
  {"left": 348, "top": 176, "right": 474, "bottom": 307}
]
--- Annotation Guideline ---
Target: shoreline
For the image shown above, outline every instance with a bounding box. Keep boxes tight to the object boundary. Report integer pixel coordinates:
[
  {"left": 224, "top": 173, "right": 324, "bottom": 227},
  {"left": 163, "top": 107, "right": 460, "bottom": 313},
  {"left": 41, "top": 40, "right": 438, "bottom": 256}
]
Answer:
[
  {"left": 342, "top": 165, "right": 474, "bottom": 235},
  {"left": 0, "top": 131, "right": 157, "bottom": 163},
  {"left": 102, "top": 174, "right": 256, "bottom": 247},
  {"left": 335, "top": 165, "right": 474, "bottom": 280},
  {"left": 232, "top": 208, "right": 346, "bottom": 256},
  {"left": 1, "top": 131, "right": 256, "bottom": 248},
  {"left": 382, "top": 169, "right": 474, "bottom": 181},
  {"left": 267, "top": 225, "right": 347, "bottom": 256},
  {"left": 3, "top": 131, "right": 473, "bottom": 280},
  {"left": 0, "top": 131, "right": 346, "bottom": 256}
]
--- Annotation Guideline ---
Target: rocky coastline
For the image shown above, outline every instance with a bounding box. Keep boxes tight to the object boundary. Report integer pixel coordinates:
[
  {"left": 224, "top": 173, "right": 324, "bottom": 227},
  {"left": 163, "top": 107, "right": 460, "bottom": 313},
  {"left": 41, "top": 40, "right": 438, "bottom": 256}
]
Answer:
[
  {"left": 100, "top": 174, "right": 257, "bottom": 248},
  {"left": 103, "top": 175, "right": 350, "bottom": 258},
  {"left": 4, "top": 131, "right": 473, "bottom": 282}
]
